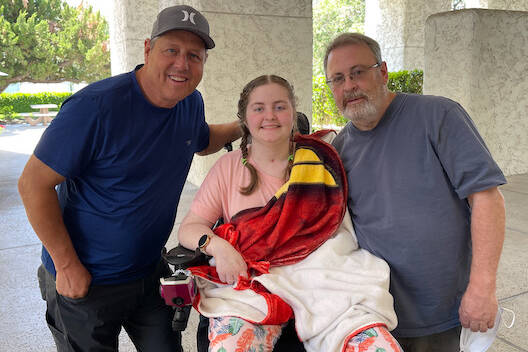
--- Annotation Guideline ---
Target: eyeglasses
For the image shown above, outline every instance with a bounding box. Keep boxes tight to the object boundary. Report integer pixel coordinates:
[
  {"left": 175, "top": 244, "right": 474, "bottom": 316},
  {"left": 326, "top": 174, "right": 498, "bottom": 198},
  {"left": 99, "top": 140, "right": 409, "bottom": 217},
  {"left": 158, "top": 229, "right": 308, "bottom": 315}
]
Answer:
[{"left": 326, "top": 63, "right": 381, "bottom": 88}]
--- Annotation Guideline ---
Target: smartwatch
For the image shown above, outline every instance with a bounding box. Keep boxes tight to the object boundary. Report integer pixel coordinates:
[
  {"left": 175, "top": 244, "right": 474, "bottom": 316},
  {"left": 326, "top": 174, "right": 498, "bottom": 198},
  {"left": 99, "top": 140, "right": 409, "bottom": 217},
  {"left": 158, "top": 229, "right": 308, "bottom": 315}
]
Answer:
[{"left": 198, "top": 234, "right": 212, "bottom": 254}]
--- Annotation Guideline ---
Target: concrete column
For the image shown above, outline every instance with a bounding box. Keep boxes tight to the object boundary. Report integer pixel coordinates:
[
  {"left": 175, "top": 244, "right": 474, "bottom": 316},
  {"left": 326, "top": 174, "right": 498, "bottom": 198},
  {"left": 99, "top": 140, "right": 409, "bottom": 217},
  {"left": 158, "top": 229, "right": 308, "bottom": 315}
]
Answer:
[
  {"left": 159, "top": 0, "right": 313, "bottom": 185},
  {"left": 109, "top": 0, "right": 158, "bottom": 75},
  {"left": 424, "top": 9, "right": 528, "bottom": 176},
  {"left": 365, "top": 0, "right": 451, "bottom": 71}
]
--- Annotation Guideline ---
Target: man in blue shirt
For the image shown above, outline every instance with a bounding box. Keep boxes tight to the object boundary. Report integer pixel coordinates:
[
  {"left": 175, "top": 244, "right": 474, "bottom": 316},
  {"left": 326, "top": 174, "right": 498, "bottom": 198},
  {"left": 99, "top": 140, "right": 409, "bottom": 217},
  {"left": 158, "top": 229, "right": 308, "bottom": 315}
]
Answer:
[
  {"left": 18, "top": 5, "right": 240, "bottom": 352},
  {"left": 326, "top": 33, "right": 506, "bottom": 351}
]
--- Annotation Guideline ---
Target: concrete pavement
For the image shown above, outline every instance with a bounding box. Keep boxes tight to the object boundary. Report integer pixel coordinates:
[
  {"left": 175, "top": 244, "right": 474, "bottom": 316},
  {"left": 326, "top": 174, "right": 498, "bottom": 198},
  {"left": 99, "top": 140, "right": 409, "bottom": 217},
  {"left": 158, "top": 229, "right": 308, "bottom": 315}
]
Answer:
[{"left": 0, "top": 124, "right": 526, "bottom": 351}]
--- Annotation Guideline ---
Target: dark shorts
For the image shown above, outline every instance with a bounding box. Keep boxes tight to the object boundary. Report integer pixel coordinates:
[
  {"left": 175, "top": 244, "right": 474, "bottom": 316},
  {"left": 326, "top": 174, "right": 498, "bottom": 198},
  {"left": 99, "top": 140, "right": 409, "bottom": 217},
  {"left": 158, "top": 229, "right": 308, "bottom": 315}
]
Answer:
[
  {"left": 396, "top": 326, "right": 461, "bottom": 352},
  {"left": 38, "top": 262, "right": 182, "bottom": 352}
]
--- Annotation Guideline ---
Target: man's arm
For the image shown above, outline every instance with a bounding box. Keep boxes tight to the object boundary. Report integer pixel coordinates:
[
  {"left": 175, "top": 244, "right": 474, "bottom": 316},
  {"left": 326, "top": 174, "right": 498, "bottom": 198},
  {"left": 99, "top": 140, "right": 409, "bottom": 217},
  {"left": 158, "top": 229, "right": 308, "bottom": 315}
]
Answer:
[
  {"left": 459, "top": 186, "right": 505, "bottom": 332},
  {"left": 197, "top": 121, "right": 241, "bottom": 156},
  {"left": 18, "top": 155, "right": 91, "bottom": 298}
]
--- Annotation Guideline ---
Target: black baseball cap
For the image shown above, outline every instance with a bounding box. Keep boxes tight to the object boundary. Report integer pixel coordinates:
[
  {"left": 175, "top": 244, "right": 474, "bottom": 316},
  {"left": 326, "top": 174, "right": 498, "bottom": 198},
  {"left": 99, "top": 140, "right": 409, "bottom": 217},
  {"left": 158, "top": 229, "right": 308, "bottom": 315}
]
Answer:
[{"left": 151, "top": 5, "right": 215, "bottom": 49}]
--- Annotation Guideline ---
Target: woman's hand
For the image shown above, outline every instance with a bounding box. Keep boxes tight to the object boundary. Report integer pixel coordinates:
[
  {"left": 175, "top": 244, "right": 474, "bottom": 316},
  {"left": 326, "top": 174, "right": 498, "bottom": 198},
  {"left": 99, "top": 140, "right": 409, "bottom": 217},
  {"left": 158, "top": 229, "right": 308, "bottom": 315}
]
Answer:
[
  {"left": 177, "top": 212, "right": 248, "bottom": 284},
  {"left": 209, "top": 237, "right": 248, "bottom": 285}
]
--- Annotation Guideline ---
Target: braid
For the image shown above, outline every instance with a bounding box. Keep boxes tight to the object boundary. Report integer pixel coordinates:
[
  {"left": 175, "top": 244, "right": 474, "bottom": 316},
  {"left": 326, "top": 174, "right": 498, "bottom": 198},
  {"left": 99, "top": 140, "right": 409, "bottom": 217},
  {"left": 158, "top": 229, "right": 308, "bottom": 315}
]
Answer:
[
  {"left": 284, "top": 133, "right": 295, "bottom": 180},
  {"left": 239, "top": 125, "right": 259, "bottom": 195}
]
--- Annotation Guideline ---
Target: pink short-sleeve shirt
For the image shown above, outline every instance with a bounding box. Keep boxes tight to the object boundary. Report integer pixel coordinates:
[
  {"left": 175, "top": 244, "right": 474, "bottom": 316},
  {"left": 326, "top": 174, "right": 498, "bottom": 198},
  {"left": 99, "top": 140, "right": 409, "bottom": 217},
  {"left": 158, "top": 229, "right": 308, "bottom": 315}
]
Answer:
[{"left": 190, "top": 149, "right": 285, "bottom": 223}]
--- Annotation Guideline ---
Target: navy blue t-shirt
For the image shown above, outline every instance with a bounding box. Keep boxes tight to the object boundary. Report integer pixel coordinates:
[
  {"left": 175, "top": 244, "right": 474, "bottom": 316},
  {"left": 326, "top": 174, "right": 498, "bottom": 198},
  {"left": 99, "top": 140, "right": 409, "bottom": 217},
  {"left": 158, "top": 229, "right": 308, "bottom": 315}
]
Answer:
[
  {"left": 333, "top": 93, "right": 506, "bottom": 337},
  {"left": 34, "top": 68, "right": 209, "bottom": 284}
]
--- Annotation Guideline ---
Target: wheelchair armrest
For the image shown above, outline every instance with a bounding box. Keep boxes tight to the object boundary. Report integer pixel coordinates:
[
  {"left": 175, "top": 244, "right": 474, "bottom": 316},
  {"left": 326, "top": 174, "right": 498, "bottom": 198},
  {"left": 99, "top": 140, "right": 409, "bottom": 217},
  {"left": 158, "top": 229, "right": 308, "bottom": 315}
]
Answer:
[
  {"left": 161, "top": 245, "right": 210, "bottom": 269},
  {"left": 163, "top": 217, "right": 222, "bottom": 270}
]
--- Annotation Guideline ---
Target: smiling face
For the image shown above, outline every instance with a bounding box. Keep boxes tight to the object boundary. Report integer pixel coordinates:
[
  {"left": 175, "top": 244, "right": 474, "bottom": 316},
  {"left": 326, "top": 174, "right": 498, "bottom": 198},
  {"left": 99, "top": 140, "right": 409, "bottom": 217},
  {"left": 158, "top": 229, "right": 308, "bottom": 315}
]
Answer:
[
  {"left": 138, "top": 30, "right": 207, "bottom": 108},
  {"left": 326, "top": 43, "right": 392, "bottom": 130},
  {"left": 244, "top": 83, "right": 295, "bottom": 146}
]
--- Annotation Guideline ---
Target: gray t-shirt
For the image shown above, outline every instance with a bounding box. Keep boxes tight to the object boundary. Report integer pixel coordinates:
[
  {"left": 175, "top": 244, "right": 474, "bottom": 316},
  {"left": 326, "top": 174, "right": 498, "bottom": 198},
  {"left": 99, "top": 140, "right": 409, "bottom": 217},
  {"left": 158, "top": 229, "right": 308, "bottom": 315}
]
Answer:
[{"left": 332, "top": 93, "right": 506, "bottom": 337}]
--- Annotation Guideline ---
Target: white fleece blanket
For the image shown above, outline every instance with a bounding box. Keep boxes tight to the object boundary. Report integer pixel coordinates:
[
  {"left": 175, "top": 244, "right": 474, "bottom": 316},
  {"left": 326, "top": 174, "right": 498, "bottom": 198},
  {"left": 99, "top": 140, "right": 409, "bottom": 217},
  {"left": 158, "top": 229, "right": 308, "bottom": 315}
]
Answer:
[{"left": 194, "top": 210, "right": 398, "bottom": 352}]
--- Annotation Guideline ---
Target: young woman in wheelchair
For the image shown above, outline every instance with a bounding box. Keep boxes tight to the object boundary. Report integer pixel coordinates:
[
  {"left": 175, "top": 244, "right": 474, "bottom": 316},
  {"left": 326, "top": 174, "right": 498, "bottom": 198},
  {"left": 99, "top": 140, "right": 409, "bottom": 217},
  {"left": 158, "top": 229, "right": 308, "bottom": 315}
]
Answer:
[{"left": 177, "top": 75, "right": 402, "bottom": 352}]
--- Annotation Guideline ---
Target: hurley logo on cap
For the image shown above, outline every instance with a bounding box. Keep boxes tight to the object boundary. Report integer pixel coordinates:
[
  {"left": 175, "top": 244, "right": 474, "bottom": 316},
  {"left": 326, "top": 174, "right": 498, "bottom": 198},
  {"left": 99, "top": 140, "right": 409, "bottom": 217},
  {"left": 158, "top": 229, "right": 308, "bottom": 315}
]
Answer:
[{"left": 181, "top": 10, "right": 196, "bottom": 24}]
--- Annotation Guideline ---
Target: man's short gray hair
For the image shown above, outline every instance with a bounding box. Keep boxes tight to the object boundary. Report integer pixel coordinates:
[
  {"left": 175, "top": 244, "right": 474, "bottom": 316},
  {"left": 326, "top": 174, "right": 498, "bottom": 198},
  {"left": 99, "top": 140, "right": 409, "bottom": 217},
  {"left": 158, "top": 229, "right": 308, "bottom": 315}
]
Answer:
[
  {"left": 323, "top": 33, "right": 382, "bottom": 76},
  {"left": 150, "top": 36, "right": 160, "bottom": 49}
]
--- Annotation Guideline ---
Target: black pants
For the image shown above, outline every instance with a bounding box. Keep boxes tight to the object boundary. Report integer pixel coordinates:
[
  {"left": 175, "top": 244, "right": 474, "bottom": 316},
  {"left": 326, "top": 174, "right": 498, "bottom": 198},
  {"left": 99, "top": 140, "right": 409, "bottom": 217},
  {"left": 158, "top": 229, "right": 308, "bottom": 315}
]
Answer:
[
  {"left": 38, "top": 263, "right": 182, "bottom": 352},
  {"left": 396, "top": 326, "right": 461, "bottom": 352}
]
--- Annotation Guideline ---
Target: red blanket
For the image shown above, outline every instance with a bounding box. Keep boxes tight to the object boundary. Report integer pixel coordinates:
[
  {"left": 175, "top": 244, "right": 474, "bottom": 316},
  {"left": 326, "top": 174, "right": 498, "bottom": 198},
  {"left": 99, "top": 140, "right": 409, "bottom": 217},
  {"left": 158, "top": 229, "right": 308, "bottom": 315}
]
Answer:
[{"left": 190, "top": 131, "right": 347, "bottom": 324}]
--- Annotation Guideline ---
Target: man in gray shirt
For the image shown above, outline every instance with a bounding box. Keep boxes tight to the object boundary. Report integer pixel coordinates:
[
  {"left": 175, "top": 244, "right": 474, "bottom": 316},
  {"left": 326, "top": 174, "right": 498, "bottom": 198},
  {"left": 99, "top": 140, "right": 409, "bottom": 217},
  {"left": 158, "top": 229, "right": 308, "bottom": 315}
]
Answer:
[{"left": 325, "top": 33, "right": 506, "bottom": 351}]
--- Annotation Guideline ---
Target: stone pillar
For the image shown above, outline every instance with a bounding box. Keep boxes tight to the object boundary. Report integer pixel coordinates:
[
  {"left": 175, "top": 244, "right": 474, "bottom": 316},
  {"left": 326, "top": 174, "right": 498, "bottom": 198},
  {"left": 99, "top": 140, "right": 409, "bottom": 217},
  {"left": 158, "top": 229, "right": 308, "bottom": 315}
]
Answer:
[
  {"left": 365, "top": 0, "right": 451, "bottom": 71},
  {"left": 158, "top": 0, "right": 313, "bottom": 185},
  {"left": 110, "top": 0, "right": 158, "bottom": 74},
  {"left": 424, "top": 9, "right": 528, "bottom": 176}
]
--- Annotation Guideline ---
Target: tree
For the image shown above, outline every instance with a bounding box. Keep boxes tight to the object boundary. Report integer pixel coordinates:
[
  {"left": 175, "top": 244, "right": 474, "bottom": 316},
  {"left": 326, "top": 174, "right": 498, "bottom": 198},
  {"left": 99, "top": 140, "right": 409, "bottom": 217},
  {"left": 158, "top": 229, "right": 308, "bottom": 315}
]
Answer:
[
  {"left": 312, "top": 0, "right": 364, "bottom": 76},
  {"left": 0, "top": 0, "right": 110, "bottom": 92},
  {"left": 312, "top": 0, "right": 364, "bottom": 128}
]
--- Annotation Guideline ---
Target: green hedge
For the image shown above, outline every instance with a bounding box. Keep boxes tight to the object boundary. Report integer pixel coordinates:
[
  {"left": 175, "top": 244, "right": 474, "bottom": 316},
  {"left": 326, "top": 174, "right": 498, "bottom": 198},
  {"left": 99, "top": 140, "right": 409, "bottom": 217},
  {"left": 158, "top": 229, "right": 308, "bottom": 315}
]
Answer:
[
  {"left": 312, "top": 75, "right": 346, "bottom": 127},
  {"left": 0, "top": 92, "right": 72, "bottom": 111},
  {"left": 0, "top": 92, "right": 72, "bottom": 120},
  {"left": 312, "top": 69, "right": 423, "bottom": 128},
  {"left": 387, "top": 69, "right": 423, "bottom": 95}
]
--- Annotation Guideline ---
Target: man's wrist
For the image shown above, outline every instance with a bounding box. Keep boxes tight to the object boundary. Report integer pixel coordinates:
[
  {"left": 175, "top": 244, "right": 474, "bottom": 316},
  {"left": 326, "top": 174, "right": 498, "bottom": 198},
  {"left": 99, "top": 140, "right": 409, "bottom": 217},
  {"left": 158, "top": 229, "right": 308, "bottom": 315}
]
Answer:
[
  {"left": 467, "top": 275, "right": 497, "bottom": 293},
  {"left": 50, "top": 247, "right": 82, "bottom": 271}
]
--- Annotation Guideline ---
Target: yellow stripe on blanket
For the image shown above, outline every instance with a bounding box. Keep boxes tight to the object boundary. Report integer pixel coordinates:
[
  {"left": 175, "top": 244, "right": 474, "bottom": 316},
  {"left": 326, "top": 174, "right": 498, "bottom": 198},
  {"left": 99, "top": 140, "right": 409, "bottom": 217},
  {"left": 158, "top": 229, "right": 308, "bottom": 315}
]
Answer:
[
  {"left": 293, "top": 148, "right": 321, "bottom": 163},
  {"left": 274, "top": 148, "right": 338, "bottom": 198}
]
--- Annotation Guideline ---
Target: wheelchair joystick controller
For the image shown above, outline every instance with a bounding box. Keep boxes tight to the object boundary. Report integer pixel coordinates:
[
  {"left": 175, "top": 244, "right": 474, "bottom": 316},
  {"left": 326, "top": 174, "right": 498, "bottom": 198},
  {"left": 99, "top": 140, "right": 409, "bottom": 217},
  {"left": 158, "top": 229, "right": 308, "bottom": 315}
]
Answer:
[{"left": 160, "top": 246, "right": 208, "bottom": 331}]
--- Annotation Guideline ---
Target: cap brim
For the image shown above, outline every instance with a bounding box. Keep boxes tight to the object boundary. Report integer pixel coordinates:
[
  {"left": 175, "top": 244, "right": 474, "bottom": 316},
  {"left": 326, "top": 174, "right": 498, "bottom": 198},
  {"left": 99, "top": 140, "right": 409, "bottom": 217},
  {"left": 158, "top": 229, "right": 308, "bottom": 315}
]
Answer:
[{"left": 155, "top": 27, "right": 215, "bottom": 49}]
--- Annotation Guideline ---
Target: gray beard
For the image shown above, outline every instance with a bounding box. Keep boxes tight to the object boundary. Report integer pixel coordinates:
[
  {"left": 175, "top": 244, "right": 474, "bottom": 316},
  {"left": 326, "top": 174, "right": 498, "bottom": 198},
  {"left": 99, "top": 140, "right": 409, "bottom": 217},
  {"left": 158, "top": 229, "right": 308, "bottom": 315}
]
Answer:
[
  {"left": 343, "top": 99, "right": 378, "bottom": 126},
  {"left": 342, "top": 86, "right": 387, "bottom": 130}
]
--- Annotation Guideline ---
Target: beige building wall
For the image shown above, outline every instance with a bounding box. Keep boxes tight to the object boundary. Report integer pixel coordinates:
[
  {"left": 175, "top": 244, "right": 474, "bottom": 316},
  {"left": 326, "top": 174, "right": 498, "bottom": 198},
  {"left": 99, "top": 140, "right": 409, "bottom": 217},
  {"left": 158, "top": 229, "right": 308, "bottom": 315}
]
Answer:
[
  {"left": 488, "top": 0, "right": 528, "bottom": 10},
  {"left": 424, "top": 9, "right": 528, "bottom": 175},
  {"left": 110, "top": 0, "right": 313, "bottom": 185},
  {"left": 365, "top": 0, "right": 451, "bottom": 71}
]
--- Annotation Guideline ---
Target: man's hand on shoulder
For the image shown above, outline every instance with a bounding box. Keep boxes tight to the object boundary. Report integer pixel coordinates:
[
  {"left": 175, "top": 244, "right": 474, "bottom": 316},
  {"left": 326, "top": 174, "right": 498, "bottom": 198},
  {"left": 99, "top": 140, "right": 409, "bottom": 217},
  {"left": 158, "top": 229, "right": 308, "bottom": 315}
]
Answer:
[{"left": 197, "top": 121, "right": 241, "bottom": 156}]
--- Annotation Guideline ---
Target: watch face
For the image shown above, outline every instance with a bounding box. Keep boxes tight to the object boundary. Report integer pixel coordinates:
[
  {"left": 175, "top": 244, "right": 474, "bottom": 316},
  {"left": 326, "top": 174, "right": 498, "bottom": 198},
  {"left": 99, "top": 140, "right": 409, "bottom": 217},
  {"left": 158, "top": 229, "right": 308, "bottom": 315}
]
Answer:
[{"left": 198, "top": 234, "right": 208, "bottom": 248}]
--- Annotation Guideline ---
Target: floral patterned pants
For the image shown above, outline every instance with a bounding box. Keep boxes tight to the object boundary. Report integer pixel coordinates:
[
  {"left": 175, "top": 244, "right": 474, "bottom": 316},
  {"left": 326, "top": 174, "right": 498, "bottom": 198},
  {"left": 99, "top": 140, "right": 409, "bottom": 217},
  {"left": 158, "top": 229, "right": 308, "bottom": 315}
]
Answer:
[{"left": 208, "top": 316, "right": 402, "bottom": 352}]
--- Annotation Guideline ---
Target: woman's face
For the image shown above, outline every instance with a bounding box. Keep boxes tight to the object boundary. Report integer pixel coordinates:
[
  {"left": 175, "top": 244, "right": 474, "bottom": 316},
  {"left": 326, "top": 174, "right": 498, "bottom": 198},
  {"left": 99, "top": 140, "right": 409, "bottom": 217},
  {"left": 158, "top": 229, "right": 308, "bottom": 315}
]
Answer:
[{"left": 245, "top": 83, "right": 294, "bottom": 146}]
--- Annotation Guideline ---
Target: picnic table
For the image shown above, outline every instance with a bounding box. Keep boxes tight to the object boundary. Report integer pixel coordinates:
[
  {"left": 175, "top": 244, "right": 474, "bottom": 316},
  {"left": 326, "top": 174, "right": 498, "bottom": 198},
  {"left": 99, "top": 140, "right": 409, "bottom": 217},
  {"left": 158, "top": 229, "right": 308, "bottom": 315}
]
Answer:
[{"left": 20, "top": 104, "right": 58, "bottom": 126}]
